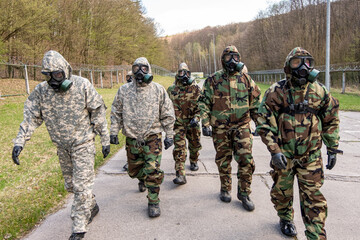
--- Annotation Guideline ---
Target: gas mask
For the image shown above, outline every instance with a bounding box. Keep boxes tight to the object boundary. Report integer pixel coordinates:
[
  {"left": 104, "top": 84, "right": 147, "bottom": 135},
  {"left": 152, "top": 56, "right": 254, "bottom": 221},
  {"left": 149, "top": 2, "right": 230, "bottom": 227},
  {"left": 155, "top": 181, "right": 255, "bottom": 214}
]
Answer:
[
  {"left": 132, "top": 64, "right": 153, "bottom": 84},
  {"left": 42, "top": 70, "right": 73, "bottom": 92},
  {"left": 289, "top": 57, "right": 320, "bottom": 86},
  {"left": 223, "top": 52, "right": 244, "bottom": 73},
  {"left": 126, "top": 75, "right": 133, "bottom": 83},
  {"left": 177, "top": 69, "right": 193, "bottom": 85}
]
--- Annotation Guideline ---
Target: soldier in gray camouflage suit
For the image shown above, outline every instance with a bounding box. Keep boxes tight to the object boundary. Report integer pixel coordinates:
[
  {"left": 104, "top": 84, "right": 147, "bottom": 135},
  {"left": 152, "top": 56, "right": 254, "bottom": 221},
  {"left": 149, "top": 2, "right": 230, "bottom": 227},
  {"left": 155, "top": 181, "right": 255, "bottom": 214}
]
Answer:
[
  {"left": 110, "top": 57, "right": 175, "bottom": 218},
  {"left": 12, "top": 50, "right": 110, "bottom": 240}
]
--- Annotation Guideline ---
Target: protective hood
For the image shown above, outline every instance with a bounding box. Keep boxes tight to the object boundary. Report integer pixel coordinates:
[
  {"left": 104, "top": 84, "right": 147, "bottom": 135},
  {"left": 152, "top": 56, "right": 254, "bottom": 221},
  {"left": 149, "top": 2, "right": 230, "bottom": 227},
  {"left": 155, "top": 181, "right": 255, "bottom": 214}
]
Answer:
[
  {"left": 41, "top": 50, "right": 72, "bottom": 79},
  {"left": 284, "top": 47, "right": 313, "bottom": 79}
]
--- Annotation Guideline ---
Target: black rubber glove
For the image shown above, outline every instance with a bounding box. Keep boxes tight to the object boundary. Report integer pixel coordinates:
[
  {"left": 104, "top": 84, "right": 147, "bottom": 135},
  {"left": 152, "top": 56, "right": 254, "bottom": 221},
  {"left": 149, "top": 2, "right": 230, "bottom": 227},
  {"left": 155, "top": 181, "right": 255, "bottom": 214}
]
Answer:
[
  {"left": 164, "top": 137, "right": 174, "bottom": 150},
  {"left": 189, "top": 118, "right": 199, "bottom": 128},
  {"left": 326, "top": 153, "right": 336, "bottom": 170},
  {"left": 12, "top": 146, "right": 23, "bottom": 165},
  {"left": 102, "top": 145, "right": 110, "bottom": 158},
  {"left": 202, "top": 126, "right": 212, "bottom": 137},
  {"left": 271, "top": 152, "right": 287, "bottom": 169},
  {"left": 110, "top": 135, "right": 119, "bottom": 145}
]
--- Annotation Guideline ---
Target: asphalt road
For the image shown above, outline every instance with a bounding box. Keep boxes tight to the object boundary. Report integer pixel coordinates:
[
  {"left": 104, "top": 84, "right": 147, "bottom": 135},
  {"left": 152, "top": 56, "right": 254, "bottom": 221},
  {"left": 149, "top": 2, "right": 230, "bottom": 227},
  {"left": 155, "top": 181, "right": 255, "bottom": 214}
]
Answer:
[{"left": 23, "top": 110, "right": 360, "bottom": 240}]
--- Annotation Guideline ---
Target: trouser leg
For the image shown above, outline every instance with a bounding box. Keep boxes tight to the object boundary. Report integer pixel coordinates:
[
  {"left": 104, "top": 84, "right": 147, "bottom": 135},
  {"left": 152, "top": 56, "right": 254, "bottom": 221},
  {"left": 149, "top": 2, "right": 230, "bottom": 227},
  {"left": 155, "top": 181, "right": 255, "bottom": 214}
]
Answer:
[
  {"left": 187, "top": 124, "right": 202, "bottom": 164},
  {"left": 126, "top": 134, "right": 164, "bottom": 204},
  {"left": 213, "top": 129, "right": 232, "bottom": 192},
  {"left": 270, "top": 160, "right": 295, "bottom": 221},
  {"left": 233, "top": 126, "right": 255, "bottom": 196},
  {"left": 69, "top": 141, "right": 96, "bottom": 233},
  {"left": 173, "top": 124, "right": 187, "bottom": 176},
  {"left": 297, "top": 157, "right": 327, "bottom": 240},
  {"left": 58, "top": 147, "right": 74, "bottom": 192}
]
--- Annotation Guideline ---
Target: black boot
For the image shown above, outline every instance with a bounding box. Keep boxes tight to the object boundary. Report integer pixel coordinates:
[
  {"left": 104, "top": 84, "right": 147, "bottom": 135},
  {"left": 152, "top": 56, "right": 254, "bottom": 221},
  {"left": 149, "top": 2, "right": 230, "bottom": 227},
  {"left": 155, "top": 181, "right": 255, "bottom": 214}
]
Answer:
[
  {"left": 148, "top": 203, "right": 161, "bottom": 218},
  {"left": 88, "top": 203, "right": 99, "bottom": 224},
  {"left": 279, "top": 219, "right": 297, "bottom": 237},
  {"left": 237, "top": 193, "right": 255, "bottom": 211},
  {"left": 173, "top": 172, "right": 187, "bottom": 185},
  {"left": 138, "top": 180, "right": 146, "bottom": 192},
  {"left": 190, "top": 162, "right": 199, "bottom": 171},
  {"left": 69, "top": 232, "right": 85, "bottom": 240},
  {"left": 219, "top": 190, "right": 231, "bottom": 202}
]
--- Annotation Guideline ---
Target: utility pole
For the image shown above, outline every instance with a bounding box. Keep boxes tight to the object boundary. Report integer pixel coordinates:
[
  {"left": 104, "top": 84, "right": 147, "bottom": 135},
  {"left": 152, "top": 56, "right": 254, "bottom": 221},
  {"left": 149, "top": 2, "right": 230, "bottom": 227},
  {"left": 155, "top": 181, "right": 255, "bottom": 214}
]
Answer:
[
  {"left": 211, "top": 33, "right": 217, "bottom": 72},
  {"left": 325, "top": 0, "right": 331, "bottom": 90}
]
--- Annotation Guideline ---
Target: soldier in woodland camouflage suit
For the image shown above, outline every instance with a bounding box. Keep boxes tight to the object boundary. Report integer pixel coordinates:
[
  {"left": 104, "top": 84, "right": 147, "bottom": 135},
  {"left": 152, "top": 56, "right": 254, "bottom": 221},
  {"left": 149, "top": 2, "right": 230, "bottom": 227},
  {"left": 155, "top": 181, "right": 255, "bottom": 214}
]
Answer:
[
  {"left": 12, "top": 50, "right": 110, "bottom": 240},
  {"left": 198, "top": 45, "right": 261, "bottom": 211},
  {"left": 256, "top": 47, "right": 341, "bottom": 239},
  {"left": 167, "top": 63, "right": 202, "bottom": 185},
  {"left": 110, "top": 57, "right": 175, "bottom": 218}
]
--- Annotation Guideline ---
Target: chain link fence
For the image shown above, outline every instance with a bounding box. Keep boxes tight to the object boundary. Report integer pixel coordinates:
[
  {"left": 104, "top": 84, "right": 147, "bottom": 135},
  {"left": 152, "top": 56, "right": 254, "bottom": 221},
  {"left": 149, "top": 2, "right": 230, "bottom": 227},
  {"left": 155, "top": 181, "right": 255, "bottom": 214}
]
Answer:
[
  {"left": 249, "top": 63, "right": 360, "bottom": 93},
  {"left": 0, "top": 62, "right": 173, "bottom": 97}
]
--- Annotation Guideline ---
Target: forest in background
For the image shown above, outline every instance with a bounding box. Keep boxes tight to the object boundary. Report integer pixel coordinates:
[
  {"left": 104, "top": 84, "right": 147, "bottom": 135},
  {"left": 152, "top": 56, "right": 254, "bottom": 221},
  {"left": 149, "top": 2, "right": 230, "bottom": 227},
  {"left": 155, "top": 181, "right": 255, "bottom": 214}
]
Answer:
[
  {"left": 0, "top": 0, "right": 171, "bottom": 68},
  {"left": 0, "top": 0, "right": 359, "bottom": 73},
  {"left": 166, "top": 0, "right": 360, "bottom": 73}
]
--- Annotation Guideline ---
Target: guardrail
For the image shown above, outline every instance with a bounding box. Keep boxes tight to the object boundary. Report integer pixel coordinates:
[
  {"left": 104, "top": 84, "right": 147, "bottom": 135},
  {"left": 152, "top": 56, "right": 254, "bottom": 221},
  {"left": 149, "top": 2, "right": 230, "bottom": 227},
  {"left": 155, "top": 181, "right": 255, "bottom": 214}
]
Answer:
[{"left": 249, "top": 64, "right": 360, "bottom": 93}]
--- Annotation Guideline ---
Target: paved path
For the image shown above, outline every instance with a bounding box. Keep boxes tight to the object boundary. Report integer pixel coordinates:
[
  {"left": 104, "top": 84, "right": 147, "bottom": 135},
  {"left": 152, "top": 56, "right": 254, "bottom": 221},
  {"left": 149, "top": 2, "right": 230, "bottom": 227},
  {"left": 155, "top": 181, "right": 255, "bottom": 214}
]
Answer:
[{"left": 24, "top": 110, "right": 360, "bottom": 240}]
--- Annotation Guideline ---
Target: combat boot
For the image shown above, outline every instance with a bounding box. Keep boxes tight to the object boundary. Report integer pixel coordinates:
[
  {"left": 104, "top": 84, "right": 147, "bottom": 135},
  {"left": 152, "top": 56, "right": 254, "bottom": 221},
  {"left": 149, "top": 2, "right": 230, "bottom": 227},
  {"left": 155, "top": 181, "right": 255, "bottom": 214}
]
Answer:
[
  {"left": 190, "top": 162, "right": 199, "bottom": 171},
  {"left": 280, "top": 219, "right": 297, "bottom": 237},
  {"left": 138, "top": 180, "right": 146, "bottom": 192},
  {"left": 173, "top": 171, "right": 187, "bottom": 185},
  {"left": 69, "top": 232, "right": 85, "bottom": 240},
  {"left": 220, "top": 190, "right": 231, "bottom": 202},
  {"left": 148, "top": 203, "right": 161, "bottom": 218},
  {"left": 88, "top": 203, "right": 99, "bottom": 224},
  {"left": 237, "top": 193, "right": 255, "bottom": 211}
]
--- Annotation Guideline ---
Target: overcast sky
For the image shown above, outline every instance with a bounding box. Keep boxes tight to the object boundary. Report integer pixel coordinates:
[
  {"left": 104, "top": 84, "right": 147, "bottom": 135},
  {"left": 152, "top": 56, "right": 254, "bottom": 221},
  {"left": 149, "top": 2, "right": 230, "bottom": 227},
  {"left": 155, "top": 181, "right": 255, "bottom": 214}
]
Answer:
[{"left": 141, "top": 0, "right": 283, "bottom": 36}]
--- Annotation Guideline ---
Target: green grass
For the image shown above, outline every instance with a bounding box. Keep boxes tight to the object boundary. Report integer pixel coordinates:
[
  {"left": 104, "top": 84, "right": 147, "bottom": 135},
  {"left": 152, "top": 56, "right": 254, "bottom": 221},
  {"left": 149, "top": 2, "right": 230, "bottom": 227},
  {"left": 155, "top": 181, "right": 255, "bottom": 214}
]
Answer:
[
  {"left": 0, "top": 75, "right": 173, "bottom": 240},
  {"left": 256, "top": 82, "right": 360, "bottom": 111}
]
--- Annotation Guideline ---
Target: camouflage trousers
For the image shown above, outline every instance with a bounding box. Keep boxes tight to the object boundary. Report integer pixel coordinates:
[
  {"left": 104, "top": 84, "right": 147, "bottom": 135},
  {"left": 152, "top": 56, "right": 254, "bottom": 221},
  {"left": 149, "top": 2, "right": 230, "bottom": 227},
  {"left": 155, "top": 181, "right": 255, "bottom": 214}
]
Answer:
[
  {"left": 126, "top": 133, "right": 164, "bottom": 204},
  {"left": 212, "top": 124, "right": 255, "bottom": 195},
  {"left": 270, "top": 154, "right": 327, "bottom": 240},
  {"left": 57, "top": 140, "right": 96, "bottom": 233},
  {"left": 173, "top": 122, "right": 202, "bottom": 176}
]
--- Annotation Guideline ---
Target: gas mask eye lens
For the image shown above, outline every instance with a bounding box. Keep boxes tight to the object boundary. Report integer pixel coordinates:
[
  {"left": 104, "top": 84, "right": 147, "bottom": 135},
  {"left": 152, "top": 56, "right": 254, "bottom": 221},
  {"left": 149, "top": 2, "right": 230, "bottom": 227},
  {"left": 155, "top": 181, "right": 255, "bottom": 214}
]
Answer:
[
  {"left": 232, "top": 54, "right": 240, "bottom": 62},
  {"left": 51, "top": 70, "right": 65, "bottom": 81},
  {"left": 140, "top": 65, "right": 149, "bottom": 74},
  {"left": 132, "top": 65, "right": 140, "bottom": 74},
  {"left": 304, "top": 58, "right": 314, "bottom": 68},
  {"left": 290, "top": 58, "right": 301, "bottom": 69},
  {"left": 223, "top": 54, "right": 232, "bottom": 62},
  {"left": 178, "top": 70, "right": 185, "bottom": 77}
]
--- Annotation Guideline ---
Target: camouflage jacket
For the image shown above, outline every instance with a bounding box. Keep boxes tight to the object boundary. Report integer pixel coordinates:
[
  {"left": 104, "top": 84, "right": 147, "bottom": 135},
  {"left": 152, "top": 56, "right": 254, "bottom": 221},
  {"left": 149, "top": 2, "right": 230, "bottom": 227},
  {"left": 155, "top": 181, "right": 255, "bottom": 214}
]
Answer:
[
  {"left": 167, "top": 79, "right": 201, "bottom": 125},
  {"left": 199, "top": 70, "right": 261, "bottom": 129},
  {"left": 110, "top": 81, "right": 175, "bottom": 140},
  {"left": 13, "top": 76, "right": 110, "bottom": 149},
  {"left": 256, "top": 79, "right": 340, "bottom": 162}
]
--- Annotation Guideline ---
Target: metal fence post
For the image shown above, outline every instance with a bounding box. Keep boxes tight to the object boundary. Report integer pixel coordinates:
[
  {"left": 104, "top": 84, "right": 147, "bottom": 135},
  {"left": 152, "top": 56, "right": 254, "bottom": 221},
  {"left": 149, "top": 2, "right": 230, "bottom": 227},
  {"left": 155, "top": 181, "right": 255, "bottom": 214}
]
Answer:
[
  {"left": 24, "top": 65, "right": 30, "bottom": 94},
  {"left": 90, "top": 71, "right": 94, "bottom": 85},
  {"left": 116, "top": 70, "right": 119, "bottom": 84},
  {"left": 100, "top": 71, "right": 103, "bottom": 88},
  {"left": 79, "top": 69, "right": 82, "bottom": 77},
  {"left": 110, "top": 71, "right": 113, "bottom": 88},
  {"left": 342, "top": 71, "right": 346, "bottom": 94},
  {"left": 122, "top": 70, "right": 125, "bottom": 83}
]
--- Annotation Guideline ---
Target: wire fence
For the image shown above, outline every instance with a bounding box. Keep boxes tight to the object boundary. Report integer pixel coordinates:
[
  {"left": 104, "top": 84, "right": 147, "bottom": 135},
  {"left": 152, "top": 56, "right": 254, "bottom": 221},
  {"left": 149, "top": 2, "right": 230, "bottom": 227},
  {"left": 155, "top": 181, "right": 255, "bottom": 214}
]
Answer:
[
  {"left": 249, "top": 63, "right": 360, "bottom": 93},
  {"left": 0, "top": 62, "right": 173, "bottom": 97}
]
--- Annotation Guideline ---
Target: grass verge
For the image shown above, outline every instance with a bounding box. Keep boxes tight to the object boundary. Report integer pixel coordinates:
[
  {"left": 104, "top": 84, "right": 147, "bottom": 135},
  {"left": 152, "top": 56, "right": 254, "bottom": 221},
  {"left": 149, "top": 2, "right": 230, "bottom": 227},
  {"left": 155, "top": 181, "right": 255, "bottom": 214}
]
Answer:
[{"left": 0, "top": 75, "right": 173, "bottom": 239}]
